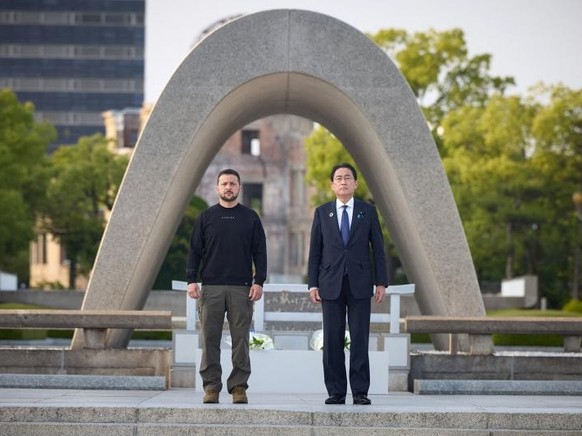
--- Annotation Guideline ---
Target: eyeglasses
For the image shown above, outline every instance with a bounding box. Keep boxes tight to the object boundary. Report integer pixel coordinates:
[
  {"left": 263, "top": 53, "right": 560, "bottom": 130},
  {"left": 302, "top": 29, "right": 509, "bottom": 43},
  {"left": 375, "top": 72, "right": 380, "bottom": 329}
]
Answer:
[{"left": 333, "top": 176, "right": 354, "bottom": 182}]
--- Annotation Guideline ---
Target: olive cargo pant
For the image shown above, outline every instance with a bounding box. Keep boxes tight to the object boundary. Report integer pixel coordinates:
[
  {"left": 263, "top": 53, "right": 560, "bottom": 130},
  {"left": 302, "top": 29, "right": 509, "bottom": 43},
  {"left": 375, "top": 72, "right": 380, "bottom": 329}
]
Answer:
[{"left": 197, "top": 285, "right": 254, "bottom": 393}]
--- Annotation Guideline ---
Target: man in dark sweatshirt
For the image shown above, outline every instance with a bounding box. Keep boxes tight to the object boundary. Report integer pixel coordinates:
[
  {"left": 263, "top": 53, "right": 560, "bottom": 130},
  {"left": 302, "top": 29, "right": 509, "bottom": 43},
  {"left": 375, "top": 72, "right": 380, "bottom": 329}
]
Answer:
[{"left": 186, "top": 168, "right": 267, "bottom": 404}]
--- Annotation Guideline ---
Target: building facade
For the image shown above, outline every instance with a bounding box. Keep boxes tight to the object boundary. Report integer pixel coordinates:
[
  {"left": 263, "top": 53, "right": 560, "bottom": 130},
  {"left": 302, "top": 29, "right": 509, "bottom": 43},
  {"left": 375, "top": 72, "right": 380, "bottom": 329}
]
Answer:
[
  {"left": 102, "top": 104, "right": 151, "bottom": 154},
  {"left": 0, "top": 0, "right": 145, "bottom": 152}
]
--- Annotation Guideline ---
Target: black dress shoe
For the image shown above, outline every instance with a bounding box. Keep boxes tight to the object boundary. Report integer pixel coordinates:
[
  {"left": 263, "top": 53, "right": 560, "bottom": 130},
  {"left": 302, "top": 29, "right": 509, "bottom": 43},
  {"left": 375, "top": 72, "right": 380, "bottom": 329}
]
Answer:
[
  {"left": 353, "top": 394, "right": 371, "bottom": 405},
  {"left": 325, "top": 395, "right": 346, "bottom": 404}
]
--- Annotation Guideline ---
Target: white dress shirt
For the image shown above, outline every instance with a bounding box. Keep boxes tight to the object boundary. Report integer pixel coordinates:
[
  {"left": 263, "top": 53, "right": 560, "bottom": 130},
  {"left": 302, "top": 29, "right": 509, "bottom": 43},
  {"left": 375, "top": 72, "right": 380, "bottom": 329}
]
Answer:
[{"left": 336, "top": 197, "right": 354, "bottom": 230}]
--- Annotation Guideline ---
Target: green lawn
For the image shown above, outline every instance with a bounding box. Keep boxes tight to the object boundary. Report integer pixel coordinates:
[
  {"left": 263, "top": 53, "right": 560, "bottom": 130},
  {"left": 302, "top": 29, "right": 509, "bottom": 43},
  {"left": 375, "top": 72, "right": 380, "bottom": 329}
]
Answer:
[
  {"left": 487, "top": 308, "right": 581, "bottom": 318},
  {"left": 487, "top": 308, "right": 581, "bottom": 346},
  {"left": 411, "top": 308, "right": 581, "bottom": 346},
  {"left": 0, "top": 302, "right": 58, "bottom": 340},
  {"left": 0, "top": 302, "right": 48, "bottom": 310}
]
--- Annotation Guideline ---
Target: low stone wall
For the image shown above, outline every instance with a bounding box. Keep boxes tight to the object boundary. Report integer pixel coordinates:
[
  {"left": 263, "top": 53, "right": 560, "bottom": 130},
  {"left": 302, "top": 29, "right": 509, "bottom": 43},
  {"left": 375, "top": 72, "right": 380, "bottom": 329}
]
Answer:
[
  {"left": 0, "top": 348, "right": 172, "bottom": 386},
  {"left": 1, "top": 289, "right": 533, "bottom": 320},
  {"left": 409, "top": 351, "right": 582, "bottom": 392}
]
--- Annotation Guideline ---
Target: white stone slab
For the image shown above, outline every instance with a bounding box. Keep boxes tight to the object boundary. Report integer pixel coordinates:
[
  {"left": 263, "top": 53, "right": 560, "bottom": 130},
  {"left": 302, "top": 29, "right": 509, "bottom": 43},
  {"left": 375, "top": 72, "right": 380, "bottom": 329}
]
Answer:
[
  {"left": 173, "top": 331, "right": 198, "bottom": 364},
  {"left": 195, "top": 349, "right": 389, "bottom": 394}
]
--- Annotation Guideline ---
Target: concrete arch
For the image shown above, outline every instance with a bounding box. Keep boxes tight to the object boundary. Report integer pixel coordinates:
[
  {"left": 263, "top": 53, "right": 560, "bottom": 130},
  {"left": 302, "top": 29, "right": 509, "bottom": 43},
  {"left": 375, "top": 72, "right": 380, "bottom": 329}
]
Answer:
[{"left": 72, "top": 9, "right": 487, "bottom": 351}]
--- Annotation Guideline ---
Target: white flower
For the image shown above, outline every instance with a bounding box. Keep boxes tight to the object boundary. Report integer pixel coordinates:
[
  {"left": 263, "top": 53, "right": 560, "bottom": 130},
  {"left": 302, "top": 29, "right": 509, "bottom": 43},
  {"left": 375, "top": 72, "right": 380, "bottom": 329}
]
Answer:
[
  {"left": 309, "top": 329, "right": 351, "bottom": 350},
  {"left": 225, "top": 332, "right": 274, "bottom": 350},
  {"left": 249, "top": 332, "right": 274, "bottom": 350}
]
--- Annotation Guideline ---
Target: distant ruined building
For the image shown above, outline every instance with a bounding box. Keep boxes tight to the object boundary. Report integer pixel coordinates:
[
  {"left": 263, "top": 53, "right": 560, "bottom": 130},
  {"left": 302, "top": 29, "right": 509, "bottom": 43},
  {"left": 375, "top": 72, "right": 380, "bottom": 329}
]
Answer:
[{"left": 195, "top": 115, "right": 314, "bottom": 283}]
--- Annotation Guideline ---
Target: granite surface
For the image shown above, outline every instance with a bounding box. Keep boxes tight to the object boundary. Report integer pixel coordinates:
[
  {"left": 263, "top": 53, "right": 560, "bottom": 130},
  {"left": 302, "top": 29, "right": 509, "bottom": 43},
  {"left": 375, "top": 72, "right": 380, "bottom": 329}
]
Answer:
[{"left": 74, "top": 10, "right": 488, "bottom": 354}]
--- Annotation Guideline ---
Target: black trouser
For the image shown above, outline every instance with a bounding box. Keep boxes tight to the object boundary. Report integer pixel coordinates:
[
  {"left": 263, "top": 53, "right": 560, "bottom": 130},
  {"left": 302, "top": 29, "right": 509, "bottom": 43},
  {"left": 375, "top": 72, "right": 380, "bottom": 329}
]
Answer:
[{"left": 321, "top": 276, "right": 371, "bottom": 396}]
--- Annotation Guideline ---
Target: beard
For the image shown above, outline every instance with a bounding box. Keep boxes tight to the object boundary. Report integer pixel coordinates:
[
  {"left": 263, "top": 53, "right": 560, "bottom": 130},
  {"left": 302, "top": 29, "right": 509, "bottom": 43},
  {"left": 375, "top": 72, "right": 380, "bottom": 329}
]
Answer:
[{"left": 219, "top": 191, "right": 239, "bottom": 203}]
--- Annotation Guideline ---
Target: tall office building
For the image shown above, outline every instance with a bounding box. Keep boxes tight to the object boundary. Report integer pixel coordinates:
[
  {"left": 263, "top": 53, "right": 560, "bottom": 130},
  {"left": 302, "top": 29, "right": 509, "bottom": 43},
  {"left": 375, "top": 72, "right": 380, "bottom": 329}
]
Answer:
[{"left": 0, "top": 0, "right": 145, "bottom": 152}]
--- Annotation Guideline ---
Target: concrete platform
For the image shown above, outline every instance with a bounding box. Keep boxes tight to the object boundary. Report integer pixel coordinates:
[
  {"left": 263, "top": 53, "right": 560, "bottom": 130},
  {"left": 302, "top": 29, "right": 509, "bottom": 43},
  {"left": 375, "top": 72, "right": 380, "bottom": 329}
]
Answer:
[{"left": 1, "top": 388, "right": 581, "bottom": 435}]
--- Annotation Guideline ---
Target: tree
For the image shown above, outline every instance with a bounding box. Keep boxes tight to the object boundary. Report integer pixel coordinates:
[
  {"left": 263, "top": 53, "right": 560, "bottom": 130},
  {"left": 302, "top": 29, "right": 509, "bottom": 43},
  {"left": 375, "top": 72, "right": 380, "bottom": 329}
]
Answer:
[
  {"left": 369, "top": 28, "right": 514, "bottom": 142},
  {"left": 530, "top": 86, "right": 582, "bottom": 304},
  {"left": 0, "top": 89, "right": 55, "bottom": 283},
  {"left": 152, "top": 195, "right": 208, "bottom": 290},
  {"left": 306, "top": 27, "right": 514, "bottom": 192},
  {"left": 441, "top": 95, "right": 539, "bottom": 276},
  {"left": 305, "top": 127, "right": 406, "bottom": 282},
  {"left": 40, "top": 134, "right": 128, "bottom": 288},
  {"left": 442, "top": 87, "right": 582, "bottom": 307},
  {"left": 305, "top": 128, "right": 371, "bottom": 205},
  {"left": 305, "top": 28, "right": 511, "bottom": 284}
]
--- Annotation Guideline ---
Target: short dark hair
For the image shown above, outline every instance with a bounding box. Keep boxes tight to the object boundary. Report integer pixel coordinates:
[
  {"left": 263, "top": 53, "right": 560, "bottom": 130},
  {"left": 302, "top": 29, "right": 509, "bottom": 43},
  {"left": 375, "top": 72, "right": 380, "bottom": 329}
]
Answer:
[
  {"left": 330, "top": 163, "right": 357, "bottom": 181},
  {"left": 217, "top": 168, "right": 241, "bottom": 185}
]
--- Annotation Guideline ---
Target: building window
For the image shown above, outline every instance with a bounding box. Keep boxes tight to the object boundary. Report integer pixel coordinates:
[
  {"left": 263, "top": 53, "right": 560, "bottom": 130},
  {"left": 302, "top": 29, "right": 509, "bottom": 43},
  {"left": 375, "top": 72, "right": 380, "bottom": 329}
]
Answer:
[
  {"left": 60, "top": 244, "right": 67, "bottom": 265},
  {"left": 33, "top": 233, "right": 47, "bottom": 265},
  {"left": 241, "top": 129, "right": 260, "bottom": 156},
  {"left": 122, "top": 113, "right": 140, "bottom": 147},
  {"left": 243, "top": 183, "right": 263, "bottom": 215},
  {"left": 80, "top": 13, "right": 103, "bottom": 24},
  {"left": 125, "top": 128, "right": 139, "bottom": 147}
]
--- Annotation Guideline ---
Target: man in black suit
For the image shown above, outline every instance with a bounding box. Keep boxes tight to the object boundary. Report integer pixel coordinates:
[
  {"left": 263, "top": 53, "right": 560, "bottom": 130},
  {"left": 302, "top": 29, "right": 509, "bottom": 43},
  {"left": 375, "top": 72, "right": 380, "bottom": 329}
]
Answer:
[{"left": 308, "top": 162, "right": 388, "bottom": 405}]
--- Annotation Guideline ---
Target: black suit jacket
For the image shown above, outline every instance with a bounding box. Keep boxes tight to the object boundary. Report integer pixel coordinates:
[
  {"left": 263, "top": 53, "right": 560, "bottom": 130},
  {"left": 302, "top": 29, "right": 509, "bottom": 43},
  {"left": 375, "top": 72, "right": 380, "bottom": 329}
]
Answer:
[{"left": 308, "top": 199, "right": 388, "bottom": 299}]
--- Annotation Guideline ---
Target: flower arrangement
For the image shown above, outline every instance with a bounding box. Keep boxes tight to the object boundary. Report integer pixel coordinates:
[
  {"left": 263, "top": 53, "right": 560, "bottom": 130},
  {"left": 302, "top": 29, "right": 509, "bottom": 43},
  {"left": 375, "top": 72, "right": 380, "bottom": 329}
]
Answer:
[
  {"left": 309, "top": 329, "right": 351, "bottom": 350},
  {"left": 249, "top": 333, "right": 274, "bottom": 350},
  {"left": 225, "top": 332, "right": 274, "bottom": 350}
]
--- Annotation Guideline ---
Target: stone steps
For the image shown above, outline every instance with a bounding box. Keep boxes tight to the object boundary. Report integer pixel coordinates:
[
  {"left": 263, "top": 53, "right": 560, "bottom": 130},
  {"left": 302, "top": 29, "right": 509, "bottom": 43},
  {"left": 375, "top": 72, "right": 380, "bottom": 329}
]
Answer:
[
  {"left": 2, "top": 412, "right": 581, "bottom": 435},
  {"left": 1, "top": 391, "right": 582, "bottom": 435}
]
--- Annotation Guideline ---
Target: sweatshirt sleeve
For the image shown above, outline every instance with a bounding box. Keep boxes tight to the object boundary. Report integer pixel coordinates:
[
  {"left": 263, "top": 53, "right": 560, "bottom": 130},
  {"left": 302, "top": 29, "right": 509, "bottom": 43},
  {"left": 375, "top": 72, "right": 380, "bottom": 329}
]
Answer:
[
  {"left": 186, "top": 216, "right": 203, "bottom": 284},
  {"left": 251, "top": 215, "right": 268, "bottom": 286}
]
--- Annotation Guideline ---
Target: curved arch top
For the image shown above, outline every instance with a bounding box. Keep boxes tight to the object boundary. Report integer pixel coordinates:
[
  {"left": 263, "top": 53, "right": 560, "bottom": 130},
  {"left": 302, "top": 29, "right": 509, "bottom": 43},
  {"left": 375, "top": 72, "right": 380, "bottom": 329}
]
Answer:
[{"left": 72, "top": 9, "right": 488, "bottom": 351}]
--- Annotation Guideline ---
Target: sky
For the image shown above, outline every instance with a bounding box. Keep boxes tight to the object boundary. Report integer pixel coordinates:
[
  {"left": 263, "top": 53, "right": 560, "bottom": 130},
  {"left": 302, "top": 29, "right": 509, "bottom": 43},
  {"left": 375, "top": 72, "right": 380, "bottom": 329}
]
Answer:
[{"left": 145, "top": 0, "right": 582, "bottom": 104}]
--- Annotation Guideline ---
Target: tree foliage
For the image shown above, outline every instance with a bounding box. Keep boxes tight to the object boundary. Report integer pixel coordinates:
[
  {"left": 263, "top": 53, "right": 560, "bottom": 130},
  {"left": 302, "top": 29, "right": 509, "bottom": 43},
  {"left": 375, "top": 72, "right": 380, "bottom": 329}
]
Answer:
[
  {"left": 304, "top": 126, "right": 405, "bottom": 281},
  {"left": 442, "top": 95, "right": 537, "bottom": 277},
  {"left": 306, "top": 27, "right": 515, "bottom": 196},
  {"left": 304, "top": 28, "right": 582, "bottom": 307},
  {"left": 39, "top": 134, "right": 128, "bottom": 288},
  {"left": 442, "top": 87, "right": 582, "bottom": 307},
  {"left": 370, "top": 28, "right": 514, "bottom": 136},
  {"left": 0, "top": 89, "right": 55, "bottom": 282},
  {"left": 305, "top": 128, "right": 371, "bottom": 205}
]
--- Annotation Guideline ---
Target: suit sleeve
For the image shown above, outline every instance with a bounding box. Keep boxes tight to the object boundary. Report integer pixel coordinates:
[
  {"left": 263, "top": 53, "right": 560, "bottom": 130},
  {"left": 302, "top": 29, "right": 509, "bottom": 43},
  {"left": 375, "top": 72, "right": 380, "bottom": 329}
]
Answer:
[
  {"left": 307, "top": 208, "right": 323, "bottom": 289},
  {"left": 370, "top": 206, "right": 389, "bottom": 287}
]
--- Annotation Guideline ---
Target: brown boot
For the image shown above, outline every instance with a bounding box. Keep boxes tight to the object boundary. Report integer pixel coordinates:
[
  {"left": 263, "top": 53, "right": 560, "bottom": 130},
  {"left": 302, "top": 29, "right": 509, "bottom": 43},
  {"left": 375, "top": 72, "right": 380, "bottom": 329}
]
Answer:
[
  {"left": 231, "top": 385, "right": 248, "bottom": 404},
  {"left": 203, "top": 390, "right": 219, "bottom": 404}
]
